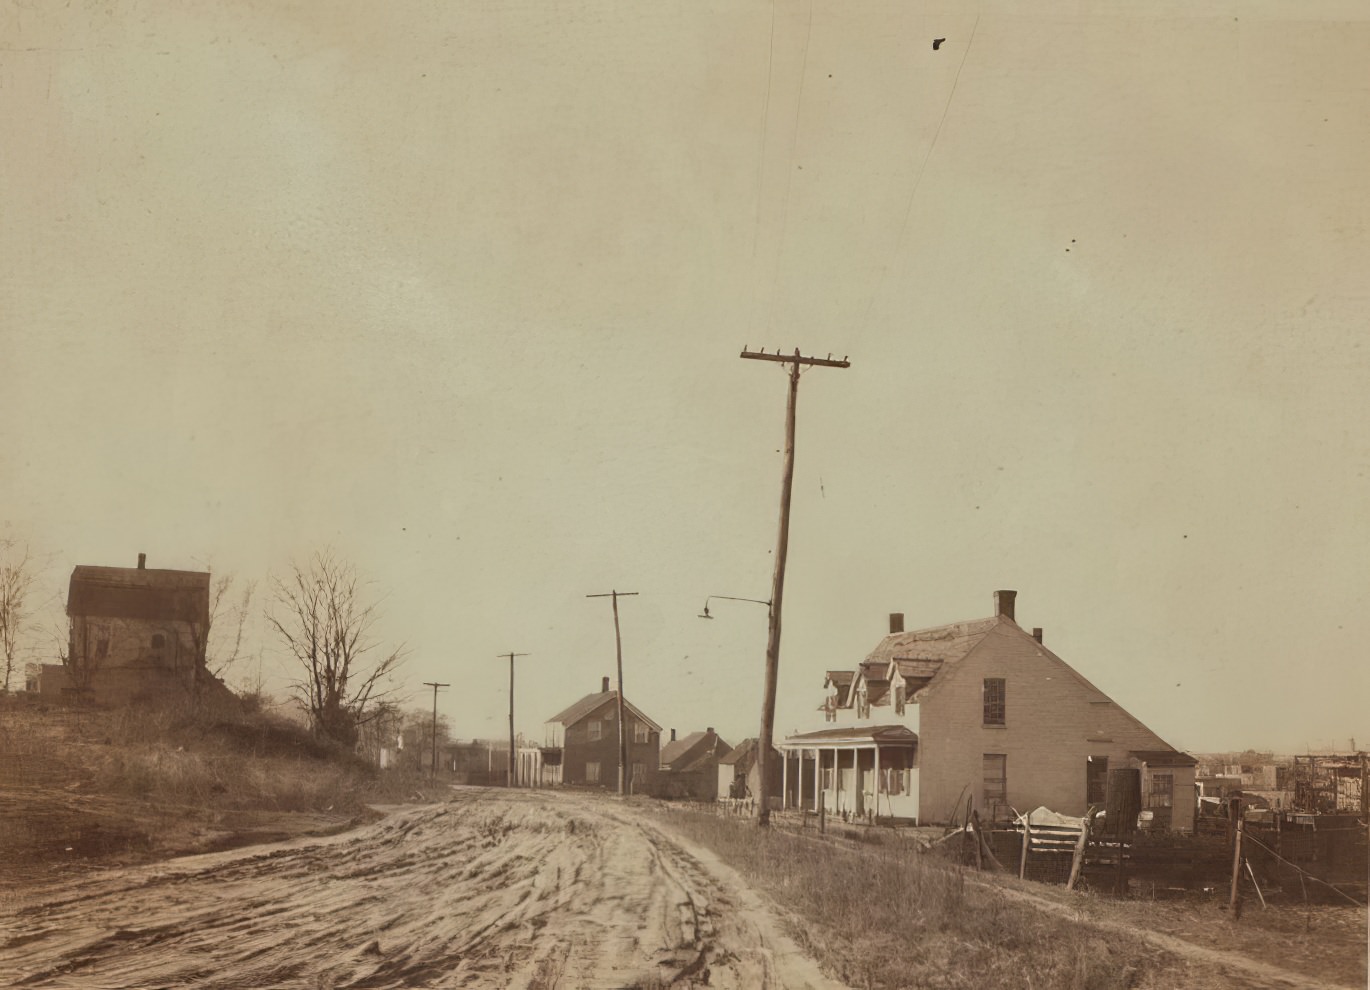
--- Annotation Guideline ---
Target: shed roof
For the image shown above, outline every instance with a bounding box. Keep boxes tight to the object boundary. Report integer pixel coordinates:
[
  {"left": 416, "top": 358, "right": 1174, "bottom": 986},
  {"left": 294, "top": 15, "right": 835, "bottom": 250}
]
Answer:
[
  {"left": 1130, "top": 750, "right": 1199, "bottom": 767},
  {"left": 67, "top": 565, "right": 210, "bottom": 624},
  {"left": 782, "top": 724, "right": 919, "bottom": 747}
]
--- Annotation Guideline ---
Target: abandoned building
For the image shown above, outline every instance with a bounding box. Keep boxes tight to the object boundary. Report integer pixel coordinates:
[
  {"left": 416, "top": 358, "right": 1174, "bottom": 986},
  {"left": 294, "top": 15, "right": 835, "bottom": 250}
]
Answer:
[
  {"left": 39, "top": 554, "right": 213, "bottom": 705},
  {"left": 657, "top": 727, "right": 731, "bottom": 800},
  {"left": 779, "top": 590, "right": 1198, "bottom": 829},
  {"left": 543, "top": 676, "right": 663, "bottom": 792}
]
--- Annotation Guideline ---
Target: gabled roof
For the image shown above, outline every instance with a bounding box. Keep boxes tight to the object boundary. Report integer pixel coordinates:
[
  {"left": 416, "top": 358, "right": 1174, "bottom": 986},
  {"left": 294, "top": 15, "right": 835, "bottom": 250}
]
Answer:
[
  {"left": 867, "top": 616, "right": 998, "bottom": 670},
  {"left": 546, "top": 690, "right": 663, "bottom": 732},
  {"left": 719, "top": 737, "right": 780, "bottom": 768},
  {"left": 1130, "top": 749, "right": 1199, "bottom": 767},
  {"left": 823, "top": 670, "right": 853, "bottom": 707},
  {"left": 660, "top": 729, "right": 731, "bottom": 770},
  {"left": 68, "top": 565, "right": 210, "bottom": 624}
]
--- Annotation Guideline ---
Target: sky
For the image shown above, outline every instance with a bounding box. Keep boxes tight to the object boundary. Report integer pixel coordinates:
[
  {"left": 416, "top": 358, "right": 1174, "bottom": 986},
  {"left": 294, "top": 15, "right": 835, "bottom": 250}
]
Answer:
[{"left": 3, "top": 0, "right": 1368, "bottom": 756}]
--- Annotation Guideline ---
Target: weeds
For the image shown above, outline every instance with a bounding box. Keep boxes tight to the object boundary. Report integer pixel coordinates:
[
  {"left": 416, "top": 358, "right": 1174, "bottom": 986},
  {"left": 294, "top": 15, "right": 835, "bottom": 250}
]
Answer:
[{"left": 664, "top": 810, "right": 1166, "bottom": 990}]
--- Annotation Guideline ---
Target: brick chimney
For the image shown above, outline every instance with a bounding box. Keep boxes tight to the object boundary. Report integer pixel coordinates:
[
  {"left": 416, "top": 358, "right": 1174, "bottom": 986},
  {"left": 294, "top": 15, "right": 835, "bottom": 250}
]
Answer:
[
  {"left": 1032, "top": 627, "right": 1043, "bottom": 644},
  {"left": 993, "top": 589, "right": 1016, "bottom": 621},
  {"left": 137, "top": 553, "right": 146, "bottom": 570},
  {"left": 706, "top": 726, "right": 714, "bottom": 735},
  {"left": 601, "top": 676, "right": 610, "bottom": 693},
  {"left": 889, "top": 612, "right": 904, "bottom": 634}
]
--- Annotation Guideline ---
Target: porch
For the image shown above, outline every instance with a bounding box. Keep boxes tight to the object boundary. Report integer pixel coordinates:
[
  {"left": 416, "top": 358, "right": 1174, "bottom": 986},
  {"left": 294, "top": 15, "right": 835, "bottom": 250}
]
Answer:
[{"left": 779, "top": 725, "right": 919, "bottom": 822}]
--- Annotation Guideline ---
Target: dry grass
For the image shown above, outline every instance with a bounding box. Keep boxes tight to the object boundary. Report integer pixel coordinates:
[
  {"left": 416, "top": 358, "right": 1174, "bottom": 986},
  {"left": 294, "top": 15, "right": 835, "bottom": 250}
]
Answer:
[
  {"left": 0, "top": 696, "right": 437, "bottom": 877},
  {"left": 659, "top": 809, "right": 1184, "bottom": 990}
]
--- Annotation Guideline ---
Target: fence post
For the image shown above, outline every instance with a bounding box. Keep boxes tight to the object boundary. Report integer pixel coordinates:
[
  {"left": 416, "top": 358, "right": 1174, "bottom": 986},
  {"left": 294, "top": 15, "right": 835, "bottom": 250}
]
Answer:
[
  {"left": 1019, "top": 812, "right": 1032, "bottom": 879},
  {"left": 1067, "top": 811, "right": 1092, "bottom": 891}
]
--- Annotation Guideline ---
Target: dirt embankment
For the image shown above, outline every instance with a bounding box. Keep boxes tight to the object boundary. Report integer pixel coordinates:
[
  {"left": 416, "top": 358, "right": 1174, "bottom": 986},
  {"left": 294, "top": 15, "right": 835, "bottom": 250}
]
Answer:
[{"left": 1, "top": 789, "right": 846, "bottom": 989}]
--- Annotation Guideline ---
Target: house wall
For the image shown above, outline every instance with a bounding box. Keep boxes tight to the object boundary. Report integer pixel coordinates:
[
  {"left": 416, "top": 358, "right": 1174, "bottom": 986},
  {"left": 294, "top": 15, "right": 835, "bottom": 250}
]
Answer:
[
  {"left": 52, "top": 615, "right": 201, "bottom": 703},
  {"left": 562, "top": 700, "right": 660, "bottom": 791},
  {"left": 918, "top": 623, "right": 1195, "bottom": 831}
]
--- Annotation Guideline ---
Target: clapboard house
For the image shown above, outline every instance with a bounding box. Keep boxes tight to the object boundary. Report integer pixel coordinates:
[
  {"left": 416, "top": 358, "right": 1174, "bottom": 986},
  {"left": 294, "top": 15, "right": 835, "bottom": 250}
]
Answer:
[
  {"left": 780, "top": 591, "right": 1197, "bottom": 830},
  {"left": 544, "top": 676, "right": 663, "bottom": 793}
]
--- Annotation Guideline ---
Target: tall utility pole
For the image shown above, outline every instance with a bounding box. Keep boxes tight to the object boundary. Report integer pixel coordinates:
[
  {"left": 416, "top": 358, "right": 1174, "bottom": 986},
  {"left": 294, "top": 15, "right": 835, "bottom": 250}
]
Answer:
[
  {"left": 500, "top": 652, "right": 528, "bottom": 786},
  {"left": 586, "top": 590, "right": 638, "bottom": 795},
  {"left": 422, "top": 681, "right": 450, "bottom": 778},
  {"left": 740, "top": 347, "right": 849, "bottom": 826}
]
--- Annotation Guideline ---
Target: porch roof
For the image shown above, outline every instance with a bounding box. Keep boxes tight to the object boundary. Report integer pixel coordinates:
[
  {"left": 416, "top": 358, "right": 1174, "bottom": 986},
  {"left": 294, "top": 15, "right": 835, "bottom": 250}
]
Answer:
[{"left": 780, "top": 724, "right": 918, "bottom": 749}]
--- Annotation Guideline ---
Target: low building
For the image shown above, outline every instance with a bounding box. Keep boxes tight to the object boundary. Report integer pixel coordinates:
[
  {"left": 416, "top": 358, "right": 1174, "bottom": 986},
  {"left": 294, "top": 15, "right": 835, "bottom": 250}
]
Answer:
[
  {"left": 717, "top": 738, "right": 783, "bottom": 804},
  {"left": 544, "top": 676, "right": 663, "bottom": 793},
  {"left": 657, "top": 727, "right": 731, "bottom": 800}
]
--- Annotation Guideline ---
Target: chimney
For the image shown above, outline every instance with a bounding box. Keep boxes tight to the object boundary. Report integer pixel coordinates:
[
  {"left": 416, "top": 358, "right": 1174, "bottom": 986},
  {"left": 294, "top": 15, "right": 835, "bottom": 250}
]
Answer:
[
  {"left": 137, "top": 553, "right": 146, "bottom": 570},
  {"left": 601, "top": 676, "right": 610, "bottom": 693},
  {"left": 670, "top": 728, "right": 677, "bottom": 742},
  {"left": 993, "top": 589, "right": 1016, "bottom": 621},
  {"left": 889, "top": 612, "right": 904, "bottom": 634},
  {"left": 1032, "top": 627, "right": 1043, "bottom": 644},
  {"left": 706, "top": 726, "right": 714, "bottom": 735}
]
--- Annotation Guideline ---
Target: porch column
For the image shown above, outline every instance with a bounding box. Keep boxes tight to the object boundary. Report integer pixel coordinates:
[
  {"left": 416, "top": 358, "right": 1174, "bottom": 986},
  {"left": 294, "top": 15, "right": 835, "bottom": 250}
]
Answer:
[
  {"left": 813, "top": 747, "right": 821, "bottom": 812},
  {"left": 781, "top": 749, "right": 789, "bottom": 809},
  {"left": 797, "top": 750, "right": 805, "bottom": 812},
  {"left": 874, "top": 745, "right": 881, "bottom": 817}
]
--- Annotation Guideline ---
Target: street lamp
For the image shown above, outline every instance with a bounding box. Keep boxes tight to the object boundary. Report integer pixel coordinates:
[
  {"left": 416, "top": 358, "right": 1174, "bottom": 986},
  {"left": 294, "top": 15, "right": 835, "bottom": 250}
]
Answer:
[{"left": 698, "top": 595, "right": 772, "bottom": 620}]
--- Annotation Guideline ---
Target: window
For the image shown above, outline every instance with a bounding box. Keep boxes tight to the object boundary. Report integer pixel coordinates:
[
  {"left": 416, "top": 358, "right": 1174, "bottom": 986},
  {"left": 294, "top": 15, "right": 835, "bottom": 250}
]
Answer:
[
  {"left": 1086, "top": 756, "right": 1109, "bottom": 806},
  {"left": 588, "top": 720, "right": 602, "bottom": 741},
  {"left": 983, "top": 678, "right": 1006, "bottom": 726},
  {"left": 586, "top": 762, "right": 601, "bottom": 783},
  {"left": 894, "top": 684, "right": 906, "bottom": 716},
  {"left": 634, "top": 722, "right": 649, "bottom": 744},
  {"left": 149, "top": 633, "right": 167, "bottom": 666},
  {"left": 632, "top": 762, "right": 646, "bottom": 784},
  {"left": 856, "top": 688, "right": 870, "bottom": 719},
  {"left": 1147, "top": 772, "right": 1174, "bottom": 809},
  {"left": 982, "top": 754, "right": 1007, "bottom": 814},
  {"left": 822, "top": 767, "right": 834, "bottom": 790}
]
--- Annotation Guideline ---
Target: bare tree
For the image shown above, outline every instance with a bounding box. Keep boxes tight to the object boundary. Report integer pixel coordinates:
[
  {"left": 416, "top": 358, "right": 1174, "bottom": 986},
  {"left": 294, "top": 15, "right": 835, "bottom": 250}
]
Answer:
[
  {"left": 267, "top": 550, "right": 406, "bottom": 746},
  {"left": 189, "top": 571, "right": 257, "bottom": 687},
  {"left": 0, "top": 540, "right": 40, "bottom": 694}
]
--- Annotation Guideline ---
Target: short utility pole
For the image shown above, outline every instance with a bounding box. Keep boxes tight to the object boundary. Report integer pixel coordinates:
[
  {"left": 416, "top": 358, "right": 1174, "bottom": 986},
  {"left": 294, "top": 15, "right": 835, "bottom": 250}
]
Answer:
[
  {"left": 500, "top": 652, "right": 528, "bottom": 786},
  {"left": 586, "top": 590, "right": 639, "bottom": 795},
  {"left": 422, "top": 681, "right": 450, "bottom": 779},
  {"left": 740, "top": 347, "right": 849, "bottom": 826}
]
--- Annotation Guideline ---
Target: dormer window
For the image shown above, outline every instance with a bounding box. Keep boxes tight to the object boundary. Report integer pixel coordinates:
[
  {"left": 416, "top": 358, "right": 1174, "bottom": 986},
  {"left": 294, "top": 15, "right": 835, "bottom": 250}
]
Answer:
[{"left": 894, "top": 683, "right": 906, "bottom": 716}]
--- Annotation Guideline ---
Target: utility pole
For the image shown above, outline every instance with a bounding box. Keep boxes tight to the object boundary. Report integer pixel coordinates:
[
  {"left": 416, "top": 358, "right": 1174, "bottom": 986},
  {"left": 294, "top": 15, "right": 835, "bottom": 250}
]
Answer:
[
  {"left": 586, "top": 590, "right": 638, "bottom": 795},
  {"left": 422, "top": 681, "right": 450, "bottom": 779},
  {"left": 500, "top": 652, "right": 528, "bottom": 786},
  {"left": 740, "top": 347, "right": 849, "bottom": 826}
]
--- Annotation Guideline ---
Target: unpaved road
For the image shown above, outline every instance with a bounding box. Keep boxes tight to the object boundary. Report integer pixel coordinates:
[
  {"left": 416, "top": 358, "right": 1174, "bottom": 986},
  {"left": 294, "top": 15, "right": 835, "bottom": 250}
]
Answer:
[{"left": 0, "top": 789, "right": 848, "bottom": 989}]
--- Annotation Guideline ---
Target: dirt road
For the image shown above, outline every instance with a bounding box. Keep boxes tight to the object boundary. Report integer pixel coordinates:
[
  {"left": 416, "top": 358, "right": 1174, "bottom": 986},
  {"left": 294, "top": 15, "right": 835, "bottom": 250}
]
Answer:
[{"left": 0, "top": 789, "right": 848, "bottom": 989}]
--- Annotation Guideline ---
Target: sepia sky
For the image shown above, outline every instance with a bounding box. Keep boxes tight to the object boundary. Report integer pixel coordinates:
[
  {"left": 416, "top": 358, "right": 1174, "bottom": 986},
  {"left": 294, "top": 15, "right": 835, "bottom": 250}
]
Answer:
[{"left": 4, "top": 0, "right": 1368, "bottom": 755}]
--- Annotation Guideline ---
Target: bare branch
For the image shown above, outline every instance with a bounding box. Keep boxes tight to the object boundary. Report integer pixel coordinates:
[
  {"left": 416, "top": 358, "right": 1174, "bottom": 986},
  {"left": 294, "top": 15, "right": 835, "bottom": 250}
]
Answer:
[{"left": 267, "top": 549, "right": 407, "bottom": 746}]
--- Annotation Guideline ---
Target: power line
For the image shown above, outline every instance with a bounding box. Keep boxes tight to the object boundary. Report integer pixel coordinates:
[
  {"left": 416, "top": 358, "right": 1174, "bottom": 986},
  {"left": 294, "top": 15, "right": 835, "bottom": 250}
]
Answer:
[
  {"left": 421, "top": 681, "right": 449, "bottom": 779},
  {"left": 740, "top": 347, "right": 849, "bottom": 826},
  {"left": 499, "top": 653, "right": 528, "bottom": 787},
  {"left": 586, "top": 590, "right": 638, "bottom": 796}
]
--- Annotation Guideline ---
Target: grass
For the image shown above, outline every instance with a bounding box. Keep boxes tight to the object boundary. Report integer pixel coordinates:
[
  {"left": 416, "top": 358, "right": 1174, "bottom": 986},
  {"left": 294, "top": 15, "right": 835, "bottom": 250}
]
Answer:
[
  {"left": 0, "top": 694, "right": 439, "bottom": 875},
  {"left": 657, "top": 808, "right": 1193, "bottom": 990}
]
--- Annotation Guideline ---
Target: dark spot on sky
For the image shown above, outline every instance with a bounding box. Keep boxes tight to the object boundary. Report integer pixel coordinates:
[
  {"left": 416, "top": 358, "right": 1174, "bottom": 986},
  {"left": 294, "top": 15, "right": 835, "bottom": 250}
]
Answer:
[{"left": 932, "top": 38, "right": 946, "bottom": 50}]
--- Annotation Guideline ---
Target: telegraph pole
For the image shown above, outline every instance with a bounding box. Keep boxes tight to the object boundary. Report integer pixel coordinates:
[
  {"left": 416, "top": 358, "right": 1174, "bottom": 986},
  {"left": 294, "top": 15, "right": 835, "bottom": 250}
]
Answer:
[
  {"left": 740, "top": 347, "right": 849, "bottom": 825},
  {"left": 586, "top": 590, "right": 638, "bottom": 795},
  {"left": 422, "top": 681, "right": 450, "bottom": 779},
  {"left": 500, "top": 652, "right": 528, "bottom": 786}
]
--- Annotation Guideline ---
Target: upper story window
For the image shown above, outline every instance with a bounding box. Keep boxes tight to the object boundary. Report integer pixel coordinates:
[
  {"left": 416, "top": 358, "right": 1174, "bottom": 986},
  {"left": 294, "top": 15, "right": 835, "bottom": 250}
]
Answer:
[
  {"left": 983, "top": 678, "right": 1006, "bottom": 726},
  {"left": 856, "top": 688, "right": 871, "bottom": 719},
  {"left": 634, "top": 722, "right": 649, "bottom": 744},
  {"left": 894, "top": 684, "right": 906, "bottom": 716},
  {"left": 588, "top": 720, "right": 602, "bottom": 741}
]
